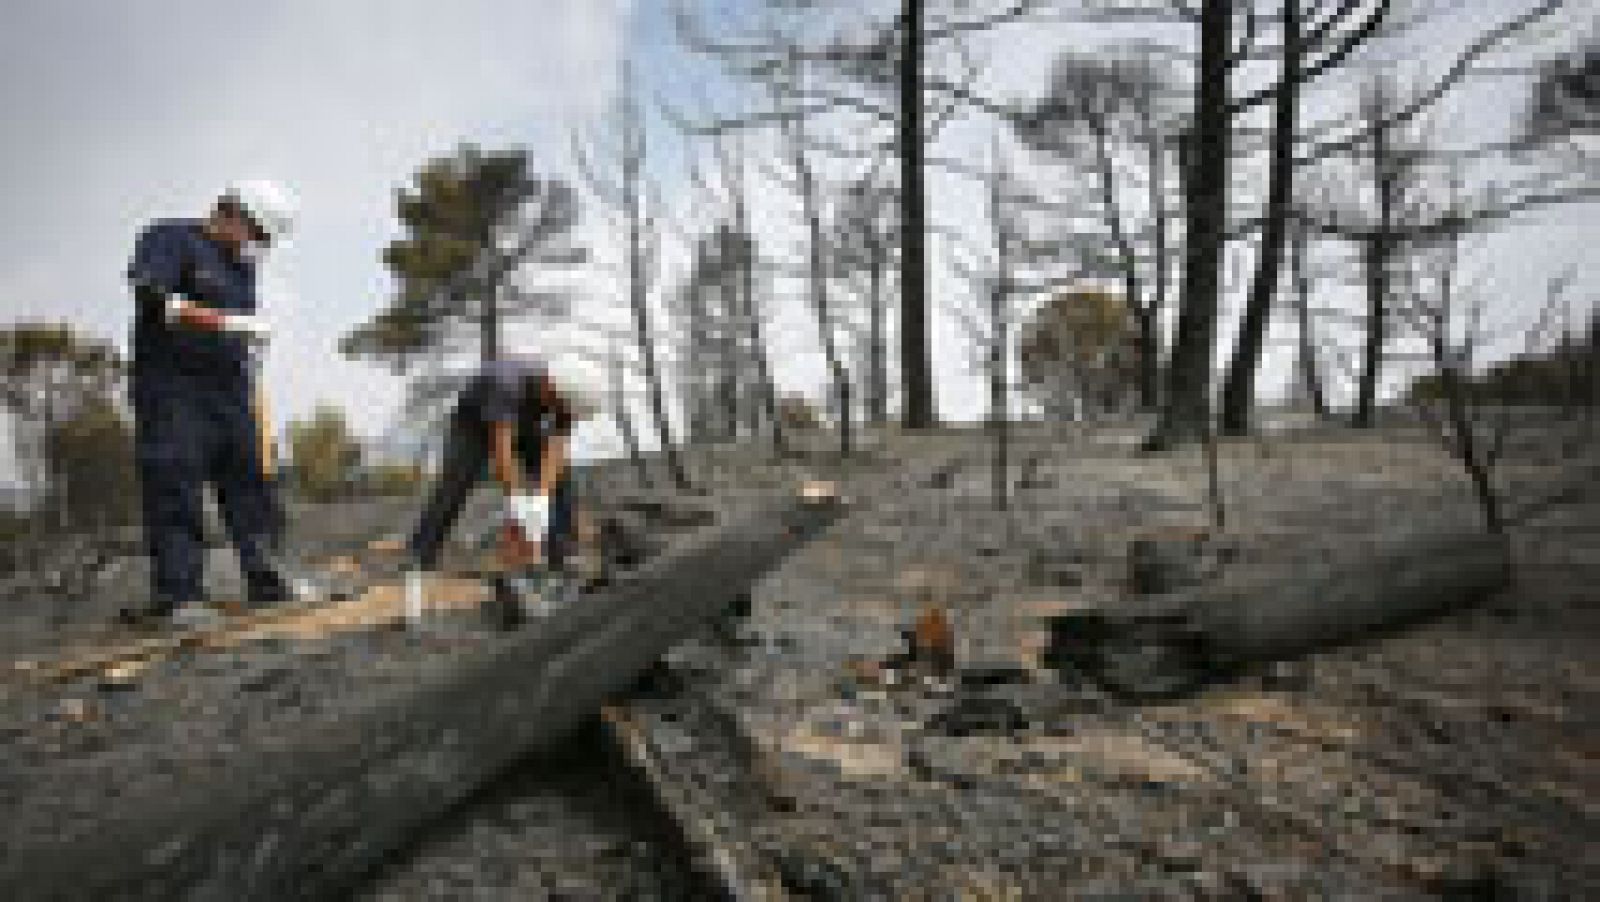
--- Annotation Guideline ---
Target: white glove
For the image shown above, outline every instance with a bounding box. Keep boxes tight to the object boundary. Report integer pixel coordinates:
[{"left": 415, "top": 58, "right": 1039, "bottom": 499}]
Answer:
[
  {"left": 163, "top": 296, "right": 272, "bottom": 345},
  {"left": 505, "top": 492, "right": 551, "bottom": 543},
  {"left": 219, "top": 313, "right": 272, "bottom": 345}
]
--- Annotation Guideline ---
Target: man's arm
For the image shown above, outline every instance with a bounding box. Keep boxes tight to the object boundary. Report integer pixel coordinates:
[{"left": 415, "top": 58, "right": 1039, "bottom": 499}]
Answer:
[
  {"left": 127, "top": 227, "right": 269, "bottom": 339},
  {"left": 536, "top": 433, "right": 568, "bottom": 496},
  {"left": 490, "top": 420, "right": 526, "bottom": 494}
]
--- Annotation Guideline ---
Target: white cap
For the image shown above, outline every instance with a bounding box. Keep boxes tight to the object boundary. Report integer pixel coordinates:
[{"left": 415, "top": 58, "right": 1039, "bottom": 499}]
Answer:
[{"left": 225, "top": 178, "right": 298, "bottom": 244}]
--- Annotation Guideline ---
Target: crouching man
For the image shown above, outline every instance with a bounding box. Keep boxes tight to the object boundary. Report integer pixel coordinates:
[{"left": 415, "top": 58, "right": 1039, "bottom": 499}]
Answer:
[{"left": 405, "top": 351, "right": 598, "bottom": 601}]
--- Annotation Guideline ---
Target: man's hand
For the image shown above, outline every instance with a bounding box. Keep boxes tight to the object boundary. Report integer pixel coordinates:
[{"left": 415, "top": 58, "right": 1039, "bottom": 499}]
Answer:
[
  {"left": 220, "top": 313, "right": 272, "bottom": 345},
  {"left": 165, "top": 297, "right": 272, "bottom": 344},
  {"left": 505, "top": 492, "right": 551, "bottom": 544}
]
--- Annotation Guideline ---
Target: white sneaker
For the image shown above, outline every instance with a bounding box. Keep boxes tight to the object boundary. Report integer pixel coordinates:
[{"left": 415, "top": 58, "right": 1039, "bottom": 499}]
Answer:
[
  {"left": 168, "top": 602, "right": 225, "bottom": 630},
  {"left": 403, "top": 567, "right": 427, "bottom": 626}
]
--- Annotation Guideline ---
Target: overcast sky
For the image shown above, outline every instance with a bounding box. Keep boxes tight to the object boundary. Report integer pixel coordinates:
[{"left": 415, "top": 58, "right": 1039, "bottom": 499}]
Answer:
[
  {"left": 0, "top": 0, "right": 630, "bottom": 468},
  {"left": 0, "top": 0, "right": 1593, "bottom": 478}
]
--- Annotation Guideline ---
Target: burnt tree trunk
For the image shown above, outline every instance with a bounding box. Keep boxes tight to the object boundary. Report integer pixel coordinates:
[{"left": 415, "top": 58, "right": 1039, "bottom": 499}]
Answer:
[
  {"left": 898, "top": 0, "right": 935, "bottom": 428},
  {"left": 867, "top": 232, "right": 889, "bottom": 426},
  {"left": 1220, "top": 0, "right": 1301, "bottom": 436},
  {"left": 1291, "top": 220, "right": 1329, "bottom": 418},
  {"left": 715, "top": 249, "right": 740, "bottom": 442},
  {"left": 682, "top": 252, "right": 711, "bottom": 444},
  {"left": 1354, "top": 97, "right": 1397, "bottom": 430},
  {"left": 792, "top": 121, "right": 852, "bottom": 460},
  {"left": 988, "top": 151, "right": 1013, "bottom": 511},
  {"left": 1153, "top": 0, "right": 1232, "bottom": 448},
  {"left": 724, "top": 156, "right": 786, "bottom": 457},
  {"left": 1141, "top": 122, "right": 1170, "bottom": 412},
  {"left": 624, "top": 105, "right": 690, "bottom": 487},
  {"left": 610, "top": 350, "right": 651, "bottom": 489}
]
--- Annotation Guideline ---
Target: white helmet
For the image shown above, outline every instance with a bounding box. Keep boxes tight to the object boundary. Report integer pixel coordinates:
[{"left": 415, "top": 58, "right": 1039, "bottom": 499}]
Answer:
[
  {"left": 541, "top": 353, "right": 603, "bottom": 423},
  {"left": 225, "top": 178, "right": 298, "bottom": 245}
]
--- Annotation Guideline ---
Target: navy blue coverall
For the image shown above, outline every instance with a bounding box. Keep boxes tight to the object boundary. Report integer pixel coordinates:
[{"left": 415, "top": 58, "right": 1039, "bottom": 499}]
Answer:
[
  {"left": 407, "top": 359, "right": 576, "bottom": 572},
  {"left": 127, "top": 219, "right": 286, "bottom": 609}
]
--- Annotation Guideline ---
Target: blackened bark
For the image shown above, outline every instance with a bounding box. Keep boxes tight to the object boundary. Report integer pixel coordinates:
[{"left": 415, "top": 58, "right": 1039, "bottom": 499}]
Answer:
[
  {"left": 1153, "top": 1, "right": 1232, "bottom": 447},
  {"left": 988, "top": 159, "right": 1011, "bottom": 511},
  {"left": 1089, "top": 116, "right": 1150, "bottom": 413},
  {"left": 1290, "top": 221, "right": 1329, "bottom": 418},
  {"left": 611, "top": 351, "right": 651, "bottom": 488},
  {"left": 1220, "top": 0, "right": 1301, "bottom": 436},
  {"left": 479, "top": 290, "right": 500, "bottom": 364},
  {"left": 624, "top": 105, "right": 689, "bottom": 488},
  {"left": 1142, "top": 120, "right": 1171, "bottom": 412},
  {"left": 792, "top": 122, "right": 852, "bottom": 459},
  {"left": 1354, "top": 91, "right": 1396, "bottom": 430},
  {"left": 867, "top": 234, "right": 889, "bottom": 425},
  {"left": 722, "top": 143, "right": 784, "bottom": 456},
  {"left": 683, "top": 252, "right": 710, "bottom": 443},
  {"left": 1354, "top": 236, "right": 1388, "bottom": 427},
  {"left": 715, "top": 232, "right": 741, "bottom": 441},
  {"left": 899, "top": 0, "right": 935, "bottom": 428}
]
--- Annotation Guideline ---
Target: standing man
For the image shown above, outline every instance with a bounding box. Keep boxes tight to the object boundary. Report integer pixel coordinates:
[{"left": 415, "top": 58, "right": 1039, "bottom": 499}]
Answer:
[
  {"left": 405, "top": 352, "right": 598, "bottom": 595},
  {"left": 123, "top": 180, "right": 299, "bottom": 626}
]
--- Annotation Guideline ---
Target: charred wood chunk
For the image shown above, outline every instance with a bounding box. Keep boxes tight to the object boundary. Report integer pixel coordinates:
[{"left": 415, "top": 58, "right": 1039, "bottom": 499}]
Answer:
[{"left": 926, "top": 692, "right": 1030, "bottom": 737}]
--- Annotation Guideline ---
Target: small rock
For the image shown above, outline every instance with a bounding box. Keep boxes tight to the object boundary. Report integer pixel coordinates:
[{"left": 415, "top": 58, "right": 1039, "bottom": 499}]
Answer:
[{"left": 58, "top": 697, "right": 97, "bottom": 723}]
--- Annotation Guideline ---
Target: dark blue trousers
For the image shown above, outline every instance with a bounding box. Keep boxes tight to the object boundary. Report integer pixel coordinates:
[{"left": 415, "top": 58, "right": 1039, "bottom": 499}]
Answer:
[
  {"left": 408, "top": 407, "right": 574, "bottom": 571},
  {"left": 133, "top": 381, "right": 284, "bottom": 607}
]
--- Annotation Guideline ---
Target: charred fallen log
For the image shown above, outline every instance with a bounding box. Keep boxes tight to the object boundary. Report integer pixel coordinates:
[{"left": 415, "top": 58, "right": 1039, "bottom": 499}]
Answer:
[
  {"left": 1046, "top": 528, "right": 1512, "bottom": 698},
  {"left": 0, "top": 495, "right": 842, "bottom": 901}
]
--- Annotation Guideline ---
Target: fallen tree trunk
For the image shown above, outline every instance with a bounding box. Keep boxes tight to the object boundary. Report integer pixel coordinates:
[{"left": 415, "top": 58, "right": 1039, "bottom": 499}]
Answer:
[
  {"left": 0, "top": 495, "right": 842, "bottom": 901},
  {"left": 1048, "top": 528, "right": 1512, "bottom": 698}
]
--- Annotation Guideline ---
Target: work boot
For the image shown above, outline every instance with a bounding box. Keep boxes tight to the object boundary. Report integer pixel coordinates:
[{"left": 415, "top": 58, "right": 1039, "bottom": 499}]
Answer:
[
  {"left": 488, "top": 575, "right": 526, "bottom": 630},
  {"left": 116, "top": 603, "right": 166, "bottom": 629},
  {"left": 246, "top": 564, "right": 308, "bottom": 608},
  {"left": 117, "top": 594, "right": 182, "bottom": 628}
]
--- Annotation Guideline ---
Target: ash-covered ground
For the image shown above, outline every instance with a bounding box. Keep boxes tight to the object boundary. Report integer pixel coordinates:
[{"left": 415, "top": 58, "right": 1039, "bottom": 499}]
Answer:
[{"left": 2, "top": 416, "right": 1595, "bottom": 899}]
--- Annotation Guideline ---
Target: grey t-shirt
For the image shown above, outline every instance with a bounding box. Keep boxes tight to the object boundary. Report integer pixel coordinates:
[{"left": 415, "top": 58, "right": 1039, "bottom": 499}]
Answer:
[{"left": 461, "top": 357, "right": 573, "bottom": 435}]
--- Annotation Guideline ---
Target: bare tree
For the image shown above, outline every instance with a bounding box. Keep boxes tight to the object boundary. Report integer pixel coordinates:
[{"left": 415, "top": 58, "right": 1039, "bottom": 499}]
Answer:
[
  {"left": 1301, "top": 70, "right": 1593, "bottom": 428},
  {"left": 1153, "top": 0, "right": 1234, "bottom": 449},
  {"left": 983, "top": 142, "right": 1020, "bottom": 511},
  {"left": 675, "top": 0, "right": 1049, "bottom": 429},
  {"left": 712, "top": 138, "right": 789, "bottom": 456},
  {"left": 1070, "top": 0, "right": 1577, "bottom": 444},
  {"left": 607, "top": 340, "right": 653, "bottom": 489},
  {"left": 833, "top": 174, "right": 896, "bottom": 427},
  {"left": 1014, "top": 52, "right": 1182, "bottom": 413},
  {"left": 574, "top": 68, "right": 691, "bottom": 490},
  {"left": 1524, "top": 32, "right": 1599, "bottom": 144},
  {"left": 780, "top": 110, "right": 855, "bottom": 459},
  {"left": 1397, "top": 211, "right": 1515, "bottom": 535},
  {"left": 1288, "top": 216, "right": 1331, "bottom": 418},
  {"left": 674, "top": 235, "right": 716, "bottom": 444},
  {"left": 945, "top": 137, "right": 1032, "bottom": 509}
]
